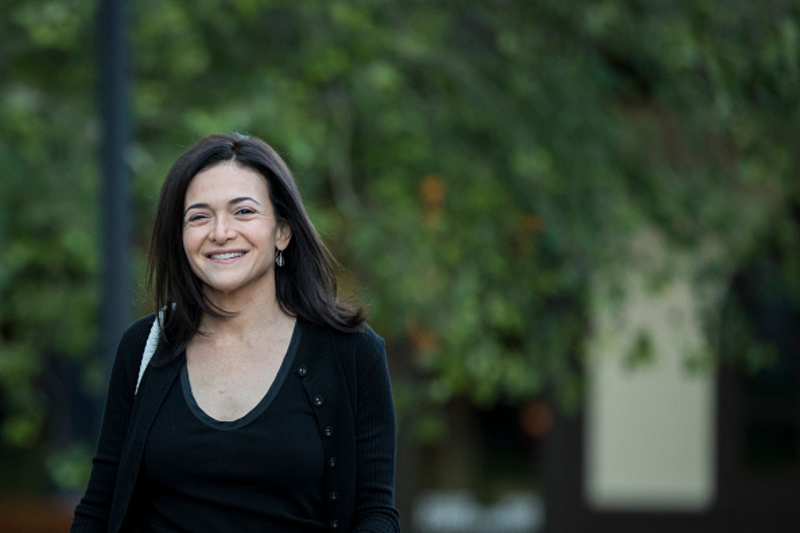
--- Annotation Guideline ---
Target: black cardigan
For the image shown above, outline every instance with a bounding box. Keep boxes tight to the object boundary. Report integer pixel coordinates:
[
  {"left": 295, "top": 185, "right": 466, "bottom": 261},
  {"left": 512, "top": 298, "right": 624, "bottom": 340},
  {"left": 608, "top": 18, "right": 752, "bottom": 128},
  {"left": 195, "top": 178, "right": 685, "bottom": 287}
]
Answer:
[{"left": 71, "top": 314, "right": 400, "bottom": 532}]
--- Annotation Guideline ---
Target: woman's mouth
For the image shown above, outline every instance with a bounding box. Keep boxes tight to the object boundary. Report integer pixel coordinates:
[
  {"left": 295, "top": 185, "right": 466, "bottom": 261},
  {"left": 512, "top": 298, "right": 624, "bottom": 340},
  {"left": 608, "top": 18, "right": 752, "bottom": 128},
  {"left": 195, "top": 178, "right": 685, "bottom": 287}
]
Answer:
[{"left": 208, "top": 252, "right": 246, "bottom": 260}]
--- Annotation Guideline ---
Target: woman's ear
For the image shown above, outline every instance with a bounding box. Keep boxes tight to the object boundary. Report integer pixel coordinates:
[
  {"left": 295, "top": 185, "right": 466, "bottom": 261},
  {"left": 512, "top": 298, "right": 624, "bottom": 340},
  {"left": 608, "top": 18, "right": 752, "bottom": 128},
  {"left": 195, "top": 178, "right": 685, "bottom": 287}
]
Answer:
[{"left": 276, "top": 221, "right": 292, "bottom": 250}]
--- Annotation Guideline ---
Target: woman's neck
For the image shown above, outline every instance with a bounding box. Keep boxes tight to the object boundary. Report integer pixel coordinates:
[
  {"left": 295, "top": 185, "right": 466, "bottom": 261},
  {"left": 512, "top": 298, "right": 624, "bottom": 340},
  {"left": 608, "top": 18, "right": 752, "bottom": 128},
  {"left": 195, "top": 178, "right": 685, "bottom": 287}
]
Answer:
[{"left": 199, "top": 291, "right": 293, "bottom": 341}]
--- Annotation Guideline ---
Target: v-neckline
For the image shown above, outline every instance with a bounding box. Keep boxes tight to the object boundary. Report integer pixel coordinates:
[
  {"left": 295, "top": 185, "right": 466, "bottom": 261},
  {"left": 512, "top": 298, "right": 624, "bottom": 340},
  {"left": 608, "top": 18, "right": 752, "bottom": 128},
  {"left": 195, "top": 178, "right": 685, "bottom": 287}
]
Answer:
[{"left": 180, "top": 320, "right": 302, "bottom": 430}]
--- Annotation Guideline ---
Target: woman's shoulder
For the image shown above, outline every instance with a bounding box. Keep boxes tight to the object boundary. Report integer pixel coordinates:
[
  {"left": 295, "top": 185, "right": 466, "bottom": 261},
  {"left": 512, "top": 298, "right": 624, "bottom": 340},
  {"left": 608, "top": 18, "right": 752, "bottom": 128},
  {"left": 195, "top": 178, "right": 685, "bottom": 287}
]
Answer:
[
  {"left": 302, "top": 318, "right": 383, "bottom": 345},
  {"left": 100, "top": 314, "right": 160, "bottom": 392},
  {"left": 125, "top": 313, "right": 158, "bottom": 337},
  {"left": 115, "top": 313, "right": 158, "bottom": 353},
  {"left": 300, "top": 318, "right": 386, "bottom": 363}
]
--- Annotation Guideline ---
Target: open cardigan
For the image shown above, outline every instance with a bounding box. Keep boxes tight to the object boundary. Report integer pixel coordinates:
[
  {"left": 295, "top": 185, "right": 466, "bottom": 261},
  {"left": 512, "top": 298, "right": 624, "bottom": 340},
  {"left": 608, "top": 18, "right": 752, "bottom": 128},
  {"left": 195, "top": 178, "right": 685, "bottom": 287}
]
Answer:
[{"left": 71, "top": 313, "right": 400, "bottom": 532}]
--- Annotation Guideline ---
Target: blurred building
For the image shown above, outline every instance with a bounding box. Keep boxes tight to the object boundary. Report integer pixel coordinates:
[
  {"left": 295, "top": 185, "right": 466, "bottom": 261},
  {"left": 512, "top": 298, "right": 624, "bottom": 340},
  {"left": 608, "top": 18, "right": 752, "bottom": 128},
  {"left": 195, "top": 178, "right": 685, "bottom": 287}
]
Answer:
[{"left": 546, "top": 238, "right": 800, "bottom": 532}]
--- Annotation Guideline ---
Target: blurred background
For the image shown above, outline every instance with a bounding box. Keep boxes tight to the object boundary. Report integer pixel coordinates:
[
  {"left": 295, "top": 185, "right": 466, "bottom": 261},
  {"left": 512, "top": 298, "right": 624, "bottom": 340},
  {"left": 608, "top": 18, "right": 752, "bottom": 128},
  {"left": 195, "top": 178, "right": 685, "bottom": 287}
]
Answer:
[{"left": 1, "top": 0, "right": 799, "bottom": 531}]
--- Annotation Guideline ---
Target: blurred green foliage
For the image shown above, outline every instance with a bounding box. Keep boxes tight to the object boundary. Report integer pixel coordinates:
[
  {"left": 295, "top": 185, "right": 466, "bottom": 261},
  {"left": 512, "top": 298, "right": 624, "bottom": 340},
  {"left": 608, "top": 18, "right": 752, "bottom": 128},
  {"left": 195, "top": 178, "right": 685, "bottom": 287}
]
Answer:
[{"left": 1, "top": 0, "right": 798, "bottom": 489}]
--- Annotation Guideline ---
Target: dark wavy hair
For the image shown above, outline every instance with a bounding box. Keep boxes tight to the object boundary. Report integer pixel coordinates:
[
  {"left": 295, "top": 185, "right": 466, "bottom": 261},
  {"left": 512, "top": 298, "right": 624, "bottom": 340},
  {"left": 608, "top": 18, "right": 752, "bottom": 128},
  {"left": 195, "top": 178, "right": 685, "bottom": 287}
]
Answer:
[{"left": 148, "top": 133, "right": 366, "bottom": 359}]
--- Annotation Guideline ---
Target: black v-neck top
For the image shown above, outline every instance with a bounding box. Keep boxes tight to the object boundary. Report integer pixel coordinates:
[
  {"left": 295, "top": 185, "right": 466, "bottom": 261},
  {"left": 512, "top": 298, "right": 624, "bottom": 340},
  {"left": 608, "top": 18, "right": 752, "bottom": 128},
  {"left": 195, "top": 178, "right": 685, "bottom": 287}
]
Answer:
[
  {"left": 141, "top": 322, "right": 326, "bottom": 532},
  {"left": 72, "top": 314, "right": 400, "bottom": 533}
]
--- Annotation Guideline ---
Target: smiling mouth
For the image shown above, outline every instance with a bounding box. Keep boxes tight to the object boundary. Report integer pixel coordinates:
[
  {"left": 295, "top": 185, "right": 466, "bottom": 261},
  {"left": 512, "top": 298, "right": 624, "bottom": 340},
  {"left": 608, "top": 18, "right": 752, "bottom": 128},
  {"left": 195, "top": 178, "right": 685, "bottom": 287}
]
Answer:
[{"left": 209, "top": 252, "right": 245, "bottom": 260}]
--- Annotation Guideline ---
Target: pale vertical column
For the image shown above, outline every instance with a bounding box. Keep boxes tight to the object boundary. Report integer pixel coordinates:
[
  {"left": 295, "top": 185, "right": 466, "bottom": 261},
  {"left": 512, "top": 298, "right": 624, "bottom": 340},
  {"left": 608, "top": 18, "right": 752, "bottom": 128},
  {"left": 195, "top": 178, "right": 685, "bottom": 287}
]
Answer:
[{"left": 585, "top": 274, "right": 716, "bottom": 510}]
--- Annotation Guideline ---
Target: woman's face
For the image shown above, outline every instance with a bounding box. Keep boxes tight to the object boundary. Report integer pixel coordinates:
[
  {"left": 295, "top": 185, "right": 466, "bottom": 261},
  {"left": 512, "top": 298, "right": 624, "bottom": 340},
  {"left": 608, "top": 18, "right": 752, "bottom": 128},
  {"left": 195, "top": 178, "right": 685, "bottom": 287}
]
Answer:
[{"left": 182, "top": 161, "right": 291, "bottom": 301}]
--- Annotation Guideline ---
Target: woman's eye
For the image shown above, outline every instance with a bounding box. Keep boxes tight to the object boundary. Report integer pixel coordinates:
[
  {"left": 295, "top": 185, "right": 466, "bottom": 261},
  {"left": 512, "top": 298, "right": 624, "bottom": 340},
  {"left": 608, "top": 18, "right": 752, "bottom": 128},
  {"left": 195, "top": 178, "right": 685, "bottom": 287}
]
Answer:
[
  {"left": 236, "top": 208, "right": 255, "bottom": 216},
  {"left": 186, "top": 213, "right": 208, "bottom": 223}
]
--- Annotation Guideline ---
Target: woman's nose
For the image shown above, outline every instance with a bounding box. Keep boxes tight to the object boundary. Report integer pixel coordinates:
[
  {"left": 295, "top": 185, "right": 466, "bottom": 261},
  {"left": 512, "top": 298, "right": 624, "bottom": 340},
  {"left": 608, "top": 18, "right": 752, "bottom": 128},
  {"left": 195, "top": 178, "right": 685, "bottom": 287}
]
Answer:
[{"left": 210, "top": 215, "right": 234, "bottom": 243}]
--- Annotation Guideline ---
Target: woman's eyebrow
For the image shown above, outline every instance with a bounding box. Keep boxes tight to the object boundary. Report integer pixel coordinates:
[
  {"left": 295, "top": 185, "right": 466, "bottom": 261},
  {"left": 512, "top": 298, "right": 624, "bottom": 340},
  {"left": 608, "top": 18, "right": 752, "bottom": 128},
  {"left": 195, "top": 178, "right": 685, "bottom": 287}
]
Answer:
[
  {"left": 230, "top": 196, "right": 262, "bottom": 206},
  {"left": 184, "top": 202, "right": 210, "bottom": 215},
  {"left": 183, "top": 197, "right": 262, "bottom": 216}
]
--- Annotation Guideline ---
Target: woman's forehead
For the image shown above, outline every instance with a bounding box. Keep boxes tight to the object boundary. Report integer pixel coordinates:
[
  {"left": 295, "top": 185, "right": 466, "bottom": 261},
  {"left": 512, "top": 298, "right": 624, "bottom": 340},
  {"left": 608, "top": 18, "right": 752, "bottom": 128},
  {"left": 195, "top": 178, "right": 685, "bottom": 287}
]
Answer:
[{"left": 185, "top": 162, "right": 269, "bottom": 204}]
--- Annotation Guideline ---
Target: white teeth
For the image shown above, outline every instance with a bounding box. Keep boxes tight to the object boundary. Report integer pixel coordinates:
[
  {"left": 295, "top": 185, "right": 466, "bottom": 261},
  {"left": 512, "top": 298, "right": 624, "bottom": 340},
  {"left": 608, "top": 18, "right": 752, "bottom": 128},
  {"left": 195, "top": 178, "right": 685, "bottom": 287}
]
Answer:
[{"left": 210, "top": 252, "right": 244, "bottom": 260}]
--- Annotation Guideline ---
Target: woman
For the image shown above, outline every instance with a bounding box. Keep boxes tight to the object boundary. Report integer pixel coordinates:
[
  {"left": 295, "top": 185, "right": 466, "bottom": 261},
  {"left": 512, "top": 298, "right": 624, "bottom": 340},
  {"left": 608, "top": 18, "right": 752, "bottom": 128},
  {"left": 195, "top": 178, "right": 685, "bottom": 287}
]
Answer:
[{"left": 71, "top": 133, "right": 400, "bottom": 532}]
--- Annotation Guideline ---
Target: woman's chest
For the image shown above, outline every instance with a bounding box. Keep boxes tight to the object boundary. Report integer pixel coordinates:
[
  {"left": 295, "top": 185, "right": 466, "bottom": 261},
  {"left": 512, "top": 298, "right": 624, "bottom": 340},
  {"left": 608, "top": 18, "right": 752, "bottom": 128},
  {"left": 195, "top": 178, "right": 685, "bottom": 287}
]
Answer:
[
  {"left": 185, "top": 327, "right": 298, "bottom": 422},
  {"left": 188, "top": 355, "right": 281, "bottom": 421}
]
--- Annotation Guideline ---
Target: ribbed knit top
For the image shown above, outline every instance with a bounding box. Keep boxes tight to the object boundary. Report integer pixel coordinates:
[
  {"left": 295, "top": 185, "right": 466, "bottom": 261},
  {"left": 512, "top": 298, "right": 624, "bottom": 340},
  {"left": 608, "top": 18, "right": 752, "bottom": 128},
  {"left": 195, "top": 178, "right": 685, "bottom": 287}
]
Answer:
[{"left": 71, "top": 314, "right": 400, "bottom": 533}]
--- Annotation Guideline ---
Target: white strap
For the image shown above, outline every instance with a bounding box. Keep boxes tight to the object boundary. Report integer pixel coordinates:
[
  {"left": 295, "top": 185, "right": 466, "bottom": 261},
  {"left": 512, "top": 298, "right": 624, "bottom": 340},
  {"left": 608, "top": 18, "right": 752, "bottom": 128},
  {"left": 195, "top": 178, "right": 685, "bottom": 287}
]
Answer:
[{"left": 136, "top": 312, "right": 162, "bottom": 395}]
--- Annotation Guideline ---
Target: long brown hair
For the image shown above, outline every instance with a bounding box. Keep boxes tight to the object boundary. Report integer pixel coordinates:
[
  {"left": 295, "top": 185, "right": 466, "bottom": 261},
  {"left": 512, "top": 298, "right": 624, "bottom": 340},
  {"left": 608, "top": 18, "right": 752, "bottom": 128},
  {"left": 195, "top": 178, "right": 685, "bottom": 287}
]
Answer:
[{"left": 148, "top": 133, "right": 365, "bottom": 359}]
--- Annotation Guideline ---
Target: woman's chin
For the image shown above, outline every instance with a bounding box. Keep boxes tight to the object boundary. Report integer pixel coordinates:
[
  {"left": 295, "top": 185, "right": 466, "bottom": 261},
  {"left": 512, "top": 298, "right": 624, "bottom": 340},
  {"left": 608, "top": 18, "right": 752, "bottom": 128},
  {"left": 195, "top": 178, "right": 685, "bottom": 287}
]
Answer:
[
  {"left": 202, "top": 278, "right": 270, "bottom": 301},
  {"left": 202, "top": 281, "right": 245, "bottom": 299}
]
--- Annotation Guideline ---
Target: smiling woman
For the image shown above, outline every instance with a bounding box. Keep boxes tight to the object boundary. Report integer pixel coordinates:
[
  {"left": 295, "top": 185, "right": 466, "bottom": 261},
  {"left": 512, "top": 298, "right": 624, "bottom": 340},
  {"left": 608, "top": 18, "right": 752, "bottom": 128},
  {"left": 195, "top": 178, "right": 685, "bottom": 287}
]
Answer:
[
  {"left": 181, "top": 162, "right": 291, "bottom": 304},
  {"left": 70, "top": 134, "right": 400, "bottom": 533}
]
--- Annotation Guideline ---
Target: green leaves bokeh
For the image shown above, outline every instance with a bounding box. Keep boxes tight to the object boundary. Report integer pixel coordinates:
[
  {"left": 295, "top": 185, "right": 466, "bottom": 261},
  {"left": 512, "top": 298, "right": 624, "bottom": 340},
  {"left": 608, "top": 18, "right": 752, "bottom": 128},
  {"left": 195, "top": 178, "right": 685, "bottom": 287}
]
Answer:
[{"left": 1, "top": 0, "right": 798, "bottom": 489}]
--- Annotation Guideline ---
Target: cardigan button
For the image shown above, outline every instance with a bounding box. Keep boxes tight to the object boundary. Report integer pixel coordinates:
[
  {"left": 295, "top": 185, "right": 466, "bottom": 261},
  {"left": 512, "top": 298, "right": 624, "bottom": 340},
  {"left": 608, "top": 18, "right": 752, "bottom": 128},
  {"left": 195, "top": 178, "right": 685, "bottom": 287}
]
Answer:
[
  {"left": 324, "top": 426, "right": 333, "bottom": 437},
  {"left": 314, "top": 395, "right": 324, "bottom": 406},
  {"left": 329, "top": 491, "right": 339, "bottom": 501},
  {"left": 328, "top": 457, "right": 337, "bottom": 468},
  {"left": 329, "top": 519, "right": 339, "bottom": 529},
  {"left": 296, "top": 366, "right": 308, "bottom": 376}
]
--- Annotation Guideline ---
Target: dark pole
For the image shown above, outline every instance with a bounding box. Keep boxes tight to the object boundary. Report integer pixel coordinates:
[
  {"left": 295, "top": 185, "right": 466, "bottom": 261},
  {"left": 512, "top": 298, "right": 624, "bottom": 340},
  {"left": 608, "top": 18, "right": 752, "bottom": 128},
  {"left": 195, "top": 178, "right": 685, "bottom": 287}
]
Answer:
[{"left": 97, "top": 0, "right": 132, "bottom": 397}]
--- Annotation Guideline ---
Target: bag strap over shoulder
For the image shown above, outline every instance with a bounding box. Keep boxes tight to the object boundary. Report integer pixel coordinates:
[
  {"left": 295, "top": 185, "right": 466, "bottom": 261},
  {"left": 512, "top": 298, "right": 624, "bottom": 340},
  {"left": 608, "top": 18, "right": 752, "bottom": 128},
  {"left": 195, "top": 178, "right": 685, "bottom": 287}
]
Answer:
[{"left": 136, "top": 313, "right": 162, "bottom": 395}]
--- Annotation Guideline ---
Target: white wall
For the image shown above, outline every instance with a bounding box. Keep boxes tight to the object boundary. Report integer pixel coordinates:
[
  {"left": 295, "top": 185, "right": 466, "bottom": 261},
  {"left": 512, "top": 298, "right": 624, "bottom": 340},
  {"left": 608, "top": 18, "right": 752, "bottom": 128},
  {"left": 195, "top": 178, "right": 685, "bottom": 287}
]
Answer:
[{"left": 585, "top": 270, "right": 716, "bottom": 511}]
